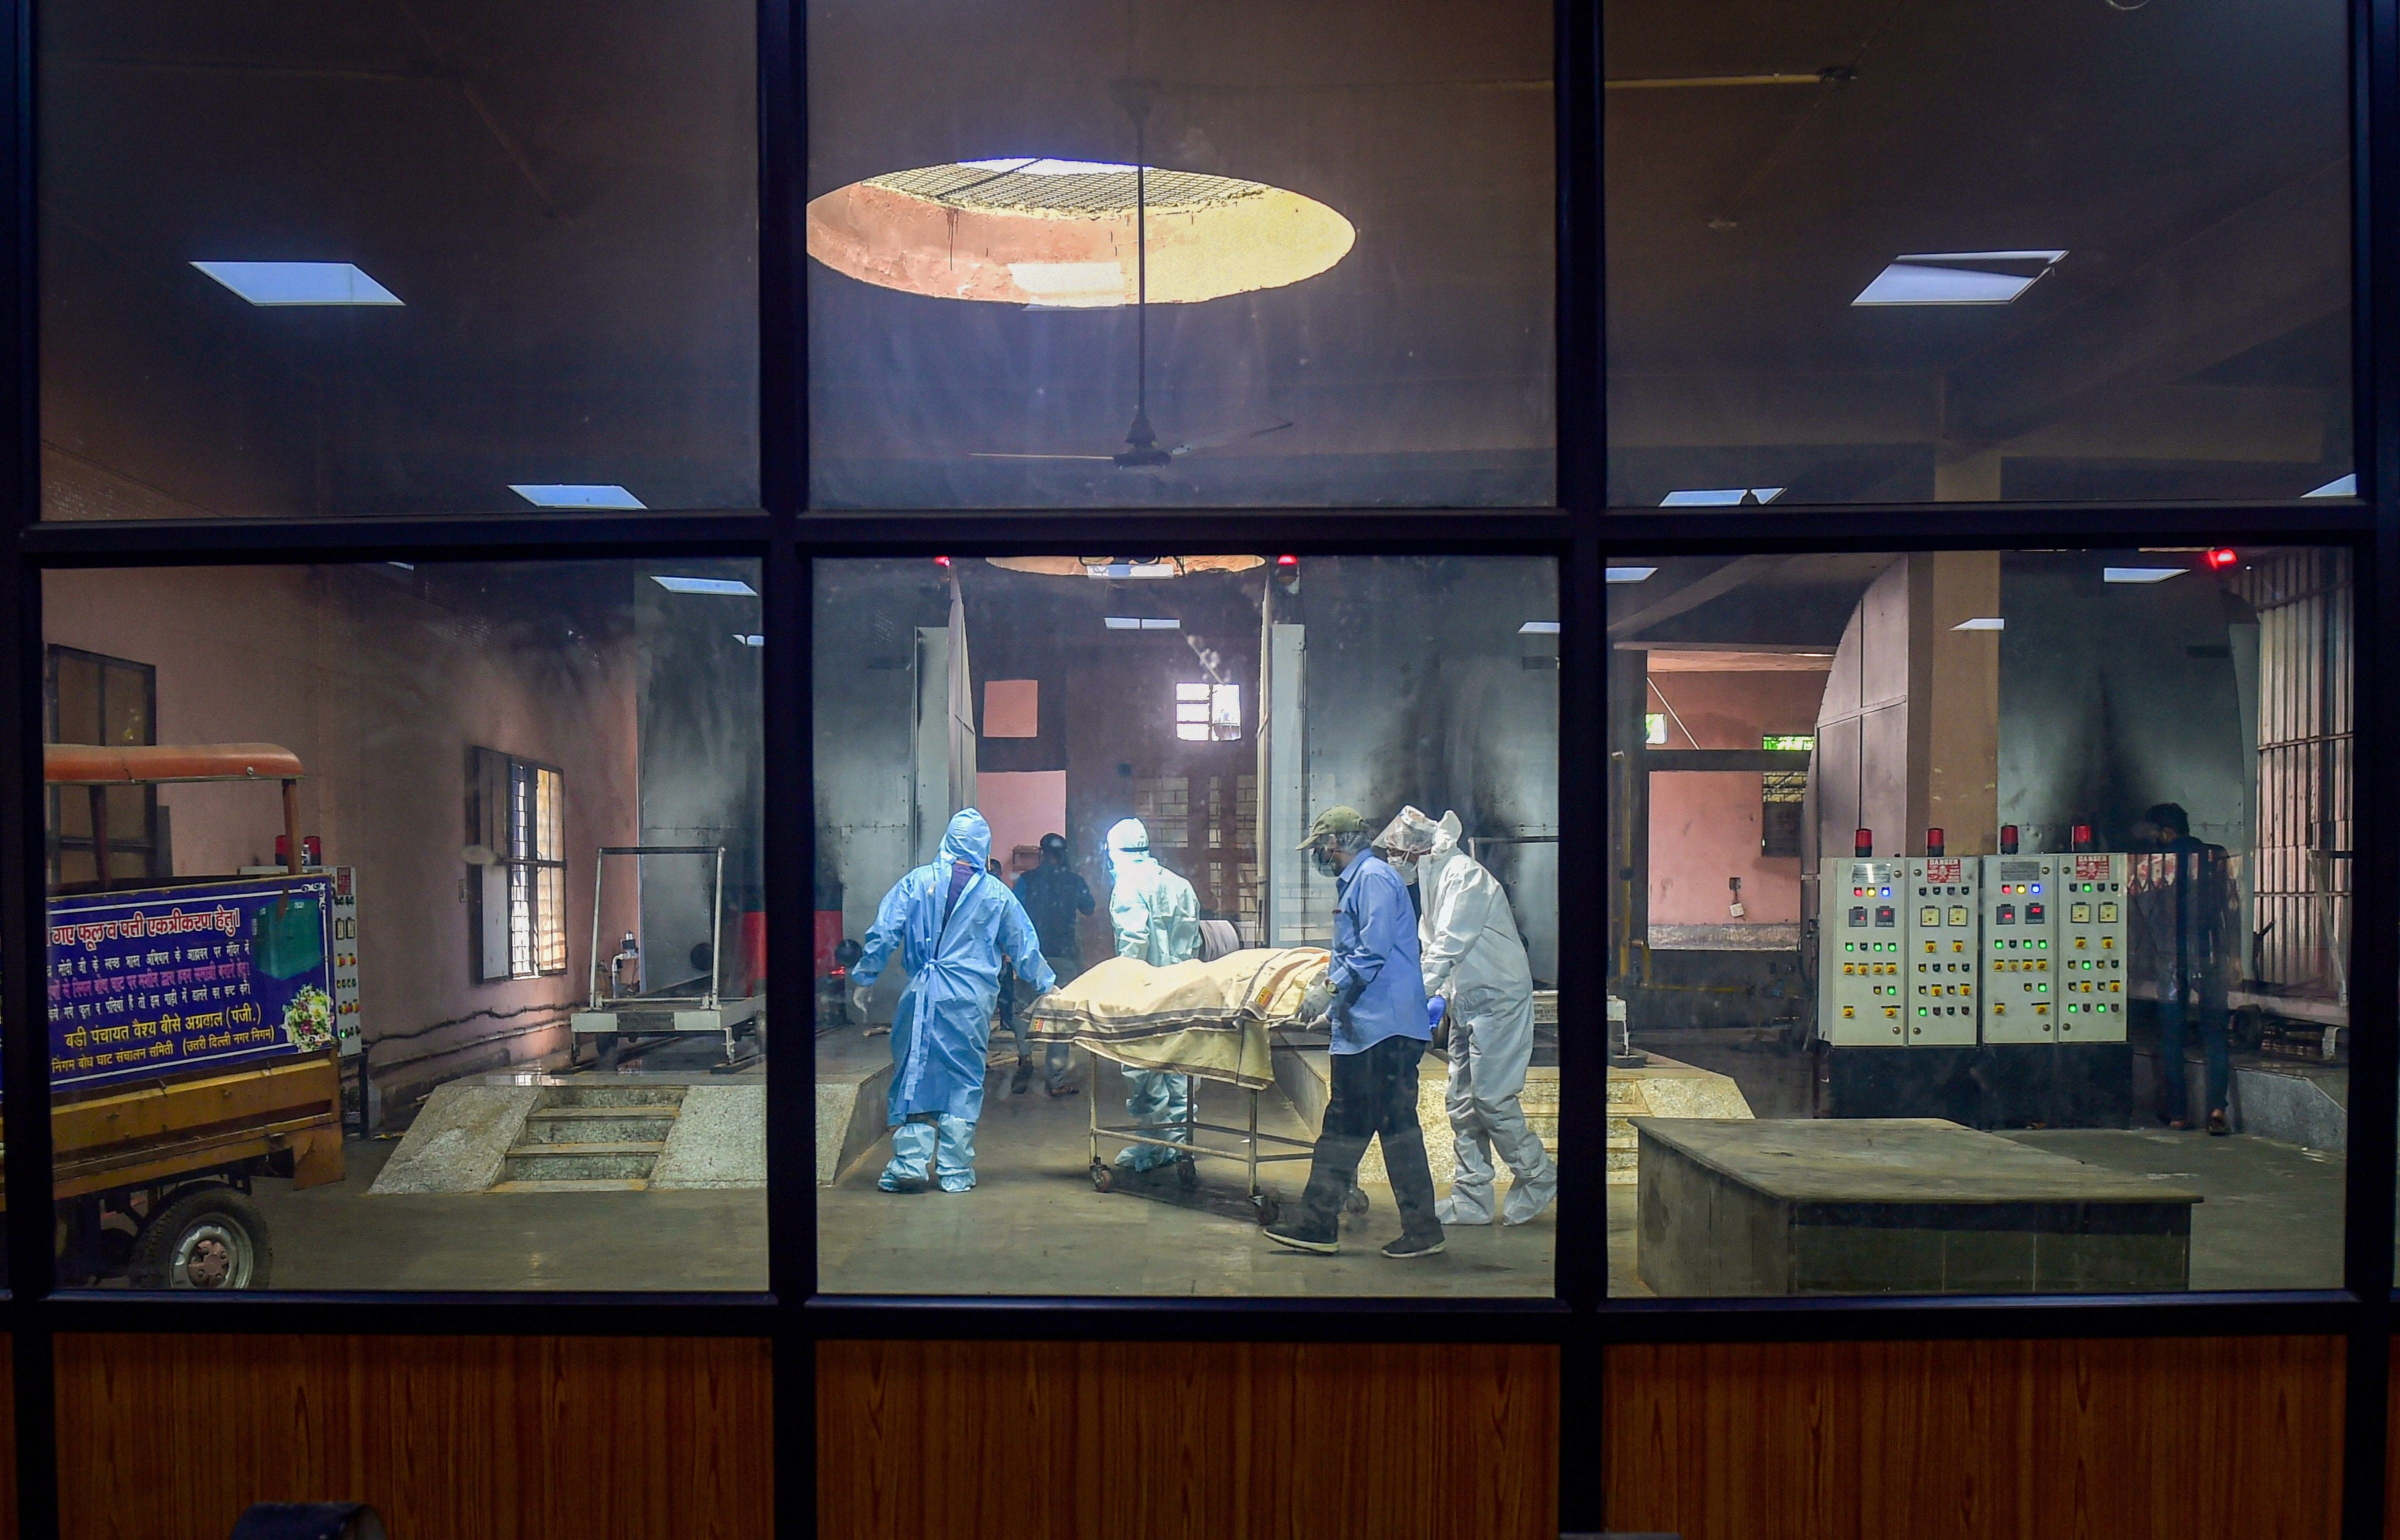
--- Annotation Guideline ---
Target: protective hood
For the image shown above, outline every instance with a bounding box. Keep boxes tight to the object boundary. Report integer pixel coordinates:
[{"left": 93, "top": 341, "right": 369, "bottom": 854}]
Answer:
[
  {"left": 939, "top": 809, "right": 993, "bottom": 869},
  {"left": 1106, "top": 817, "right": 1154, "bottom": 869},
  {"left": 1422, "top": 810, "right": 1467, "bottom": 887},
  {"left": 1375, "top": 805, "right": 1443, "bottom": 856}
]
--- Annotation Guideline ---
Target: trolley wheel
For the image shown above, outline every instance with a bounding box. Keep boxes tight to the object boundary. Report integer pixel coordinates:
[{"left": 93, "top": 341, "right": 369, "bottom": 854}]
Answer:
[
  {"left": 128, "top": 1186, "right": 272, "bottom": 1291},
  {"left": 1344, "top": 1186, "right": 1370, "bottom": 1218},
  {"left": 1090, "top": 1162, "right": 1115, "bottom": 1193},
  {"left": 1251, "top": 1193, "right": 1280, "bottom": 1227}
]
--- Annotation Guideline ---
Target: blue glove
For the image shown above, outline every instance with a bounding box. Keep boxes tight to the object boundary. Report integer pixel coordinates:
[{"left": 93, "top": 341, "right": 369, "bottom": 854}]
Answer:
[{"left": 1426, "top": 995, "right": 1448, "bottom": 1031}]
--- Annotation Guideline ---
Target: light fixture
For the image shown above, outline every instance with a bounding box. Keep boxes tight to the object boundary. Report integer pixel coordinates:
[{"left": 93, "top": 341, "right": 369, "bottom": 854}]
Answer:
[
  {"left": 1104, "top": 616, "right": 1182, "bottom": 631},
  {"left": 808, "top": 161, "right": 1354, "bottom": 306},
  {"left": 2306, "top": 473, "right": 2356, "bottom": 497},
  {"left": 1952, "top": 617, "right": 2006, "bottom": 631},
  {"left": 652, "top": 576, "right": 758, "bottom": 596},
  {"left": 1852, "top": 251, "right": 2066, "bottom": 307},
  {"left": 986, "top": 556, "right": 1264, "bottom": 579},
  {"left": 192, "top": 260, "right": 402, "bottom": 306},
  {"left": 1659, "top": 487, "right": 1784, "bottom": 506},
  {"left": 510, "top": 483, "right": 646, "bottom": 510},
  {"left": 1519, "top": 621, "right": 1562, "bottom": 635},
  {"left": 1087, "top": 561, "right": 1177, "bottom": 579},
  {"left": 2206, "top": 548, "right": 2238, "bottom": 570},
  {"left": 733, "top": 634, "right": 765, "bottom": 647},
  {"left": 1605, "top": 566, "right": 1658, "bottom": 583},
  {"left": 2103, "top": 567, "right": 2183, "bottom": 583}
]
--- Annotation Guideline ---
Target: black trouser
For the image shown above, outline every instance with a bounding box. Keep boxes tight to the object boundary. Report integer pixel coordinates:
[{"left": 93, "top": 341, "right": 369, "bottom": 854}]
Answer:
[{"left": 1295, "top": 1034, "right": 1442, "bottom": 1240}]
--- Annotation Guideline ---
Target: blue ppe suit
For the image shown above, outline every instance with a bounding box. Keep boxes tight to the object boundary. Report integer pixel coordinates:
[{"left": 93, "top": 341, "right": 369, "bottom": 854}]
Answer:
[
  {"left": 854, "top": 810, "right": 1056, "bottom": 1192},
  {"left": 1104, "top": 818, "right": 1202, "bottom": 1170}
]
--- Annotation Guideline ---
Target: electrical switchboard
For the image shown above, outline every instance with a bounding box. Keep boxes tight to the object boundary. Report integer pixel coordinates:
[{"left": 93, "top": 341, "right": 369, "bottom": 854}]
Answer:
[
  {"left": 1820, "top": 857, "right": 1906, "bottom": 1045},
  {"left": 2056, "top": 851, "right": 2128, "bottom": 1044},
  {"left": 1980, "top": 855, "right": 2058, "bottom": 1043},
  {"left": 1906, "top": 856, "right": 1978, "bottom": 1045}
]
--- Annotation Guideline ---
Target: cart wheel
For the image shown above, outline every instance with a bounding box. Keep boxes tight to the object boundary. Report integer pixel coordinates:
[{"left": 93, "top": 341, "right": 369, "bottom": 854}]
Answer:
[
  {"left": 128, "top": 1186, "right": 271, "bottom": 1290},
  {"left": 1344, "top": 1187, "right": 1370, "bottom": 1217},
  {"left": 1090, "top": 1162, "right": 1115, "bottom": 1193},
  {"left": 1252, "top": 1193, "right": 1280, "bottom": 1227},
  {"left": 566, "top": 1036, "right": 582, "bottom": 1068}
]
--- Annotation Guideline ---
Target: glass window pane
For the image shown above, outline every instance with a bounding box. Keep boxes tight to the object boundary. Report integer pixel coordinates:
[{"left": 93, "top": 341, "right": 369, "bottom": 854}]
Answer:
[
  {"left": 806, "top": 1, "right": 1555, "bottom": 509},
  {"left": 40, "top": 0, "right": 760, "bottom": 519},
  {"left": 42, "top": 559, "right": 766, "bottom": 1291},
  {"left": 816, "top": 554, "right": 1559, "bottom": 1296},
  {"left": 1609, "top": 547, "right": 2348, "bottom": 1295},
  {"left": 1604, "top": 0, "right": 2350, "bottom": 505}
]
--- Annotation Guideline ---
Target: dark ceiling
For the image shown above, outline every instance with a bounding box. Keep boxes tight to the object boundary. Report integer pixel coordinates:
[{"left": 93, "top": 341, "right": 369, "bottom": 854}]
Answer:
[
  {"left": 40, "top": 0, "right": 758, "bottom": 519},
  {"left": 1604, "top": 0, "right": 2352, "bottom": 504}
]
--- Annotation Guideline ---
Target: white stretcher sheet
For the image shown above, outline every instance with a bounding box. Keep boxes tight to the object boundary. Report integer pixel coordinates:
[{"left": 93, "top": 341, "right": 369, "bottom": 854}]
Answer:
[{"left": 1026, "top": 947, "right": 1328, "bottom": 1091}]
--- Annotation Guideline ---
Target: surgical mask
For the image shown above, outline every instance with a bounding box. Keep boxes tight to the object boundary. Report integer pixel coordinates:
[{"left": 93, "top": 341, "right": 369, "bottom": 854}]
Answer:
[
  {"left": 1310, "top": 846, "right": 1340, "bottom": 878},
  {"left": 1386, "top": 853, "right": 1420, "bottom": 885}
]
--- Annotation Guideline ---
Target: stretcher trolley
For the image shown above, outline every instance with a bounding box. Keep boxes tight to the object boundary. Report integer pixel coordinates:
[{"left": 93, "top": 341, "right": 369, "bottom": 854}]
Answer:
[
  {"left": 1029, "top": 947, "right": 1327, "bottom": 1227},
  {"left": 569, "top": 845, "right": 762, "bottom": 1066}
]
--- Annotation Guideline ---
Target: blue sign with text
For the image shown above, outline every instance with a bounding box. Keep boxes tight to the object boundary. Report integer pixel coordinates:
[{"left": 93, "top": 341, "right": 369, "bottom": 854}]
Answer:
[{"left": 47, "top": 876, "right": 336, "bottom": 1095}]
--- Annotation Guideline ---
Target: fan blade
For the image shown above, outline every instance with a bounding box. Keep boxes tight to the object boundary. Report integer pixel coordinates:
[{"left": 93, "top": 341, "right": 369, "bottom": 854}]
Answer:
[
  {"left": 1168, "top": 419, "right": 1296, "bottom": 455},
  {"left": 970, "top": 451, "right": 1118, "bottom": 462}
]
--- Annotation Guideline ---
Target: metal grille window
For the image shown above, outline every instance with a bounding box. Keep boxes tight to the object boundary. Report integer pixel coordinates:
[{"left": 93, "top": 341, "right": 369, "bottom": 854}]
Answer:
[
  {"left": 1760, "top": 769, "right": 1806, "bottom": 860},
  {"left": 470, "top": 747, "right": 567, "bottom": 981},
  {"left": 44, "top": 645, "right": 162, "bottom": 890},
  {"left": 2234, "top": 551, "right": 2353, "bottom": 996}
]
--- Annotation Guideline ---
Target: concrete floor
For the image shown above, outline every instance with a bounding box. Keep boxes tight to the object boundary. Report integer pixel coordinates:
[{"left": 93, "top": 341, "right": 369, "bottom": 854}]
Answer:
[
  {"left": 1608, "top": 1126, "right": 2345, "bottom": 1297},
  {"left": 818, "top": 1050, "right": 1558, "bottom": 1296}
]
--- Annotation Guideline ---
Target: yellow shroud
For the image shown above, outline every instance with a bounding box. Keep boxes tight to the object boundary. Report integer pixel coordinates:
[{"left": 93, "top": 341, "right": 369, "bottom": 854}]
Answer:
[{"left": 1026, "top": 947, "right": 1328, "bottom": 1091}]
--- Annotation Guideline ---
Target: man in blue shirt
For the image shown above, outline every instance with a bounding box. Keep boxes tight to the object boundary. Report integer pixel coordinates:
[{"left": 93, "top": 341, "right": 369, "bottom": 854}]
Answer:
[{"left": 1264, "top": 805, "right": 1445, "bottom": 1258}]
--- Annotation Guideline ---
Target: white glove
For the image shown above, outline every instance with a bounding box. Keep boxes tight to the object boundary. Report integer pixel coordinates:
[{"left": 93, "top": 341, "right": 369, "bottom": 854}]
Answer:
[
  {"left": 1296, "top": 979, "right": 1334, "bottom": 1025},
  {"left": 850, "top": 984, "right": 872, "bottom": 1017}
]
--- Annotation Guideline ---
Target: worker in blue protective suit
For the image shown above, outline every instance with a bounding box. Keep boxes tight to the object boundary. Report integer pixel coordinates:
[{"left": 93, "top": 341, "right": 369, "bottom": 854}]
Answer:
[
  {"left": 1104, "top": 817, "right": 1203, "bottom": 1171},
  {"left": 850, "top": 810, "right": 1056, "bottom": 1193},
  {"left": 1264, "top": 805, "right": 1444, "bottom": 1259}
]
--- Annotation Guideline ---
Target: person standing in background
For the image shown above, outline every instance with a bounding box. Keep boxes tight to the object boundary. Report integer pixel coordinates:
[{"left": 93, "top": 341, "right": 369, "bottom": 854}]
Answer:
[
  {"left": 1104, "top": 817, "right": 1202, "bottom": 1170},
  {"left": 1012, "top": 832, "right": 1094, "bottom": 1096}
]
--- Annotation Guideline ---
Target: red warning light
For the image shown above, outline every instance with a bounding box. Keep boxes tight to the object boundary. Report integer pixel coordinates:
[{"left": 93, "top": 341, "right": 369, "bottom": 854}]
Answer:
[
  {"left": 2072, "top": 823, "right": 2094, "bottom": 853},
  {"left": 1277, "top": 554, "right": 1300, "bottom": 567},
  {"left": 1926, "top": 828, "right": 1945, "bottom": 858},
  {"left": 2205, "top": 548, "right": 2237, "bottom": 570},
  {"left": 934, "top": 555, "right": 952, "bottom": 567},
  {"left": 1854, "top": 828, "right": 1873, "bottom": 858},
  {"left": 2000, "top": 824, "right": 2020, "bottom": 855}
]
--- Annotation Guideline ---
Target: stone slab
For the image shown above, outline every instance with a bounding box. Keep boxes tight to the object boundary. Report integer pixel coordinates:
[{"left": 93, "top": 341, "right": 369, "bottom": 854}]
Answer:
[
  {"left": 1634, "top": 1116, "right": 2195, "bottom": 1205},
  {"left": 650, "top": 1084, "right": 766, "bottom": 1189},
  {"left": 1635, "top": 1116, "right": 2200, "bottom": 1296},
  {"left": 368, "top": 1085, "right": 540, "bottom": 1194}
]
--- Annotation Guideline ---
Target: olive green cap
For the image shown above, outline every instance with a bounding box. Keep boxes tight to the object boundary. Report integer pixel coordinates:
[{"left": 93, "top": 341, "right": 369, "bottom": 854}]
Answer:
[{"left": 1298, "top": 805, "right": 1369, "bottom": 849}]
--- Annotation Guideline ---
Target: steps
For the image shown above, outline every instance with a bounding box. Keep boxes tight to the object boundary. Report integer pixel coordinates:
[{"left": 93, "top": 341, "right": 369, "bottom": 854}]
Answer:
[{"left": 488, "top": 1085, "right": 686, "bottom": 1192}]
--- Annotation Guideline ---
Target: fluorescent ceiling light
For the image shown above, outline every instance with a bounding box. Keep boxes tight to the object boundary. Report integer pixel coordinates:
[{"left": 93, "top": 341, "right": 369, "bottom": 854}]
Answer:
[
  {"left": 1952, "top": 617, "right": 2006, "bottom": 631},
  {"left": 2104, "top": 566, "right": 2184, "bottom": 584},
  {"left": 1519, "top": 621, "right": 1561, "bottom": 635},
  {"left": 1853, "top": 250, "right": 2066, "bottom": 307},
  {"left": 651, "top": 576, "right": 757, "bottom": 597},
  {"left": 1086, "top": 562, "right": 1178, "bottom": 579},
  {"left": 962, "top": 156, "right": 1136, "bottom": 175},
  {"left": 2305, "top": 473, "right": 2357, "bottom": 497},
  {"left": 510, "top": 483, "right": 646, "bottom": 510},
  {"left": 733, "top": 634, "right": 764, "bottom": 647},
  {"left": 1104, "top": 616, "right": 1181, "bottom": 631},
  {"left": 1605, "top": 566, "right": 1658, "bottom": 583},
  {"left": 1660, "top": 487, "right": 1784, "bottom": 506},
  {"left": 192, "top": 260, "right": 402, "bottom": 306}
]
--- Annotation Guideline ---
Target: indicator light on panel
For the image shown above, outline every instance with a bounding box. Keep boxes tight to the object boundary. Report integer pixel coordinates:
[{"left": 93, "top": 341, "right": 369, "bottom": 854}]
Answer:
[{"left": 1855, "top": 828, "right": 1874, "bottom": 858}]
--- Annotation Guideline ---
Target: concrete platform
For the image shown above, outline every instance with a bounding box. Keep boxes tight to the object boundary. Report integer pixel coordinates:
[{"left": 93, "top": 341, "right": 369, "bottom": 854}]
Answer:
[
  {"left": 1635, "top": 1116, "right": 2200, "bottom": 1296},
  {"left": 816, "top": 1028, "right": 896, "bottom": 1185}
]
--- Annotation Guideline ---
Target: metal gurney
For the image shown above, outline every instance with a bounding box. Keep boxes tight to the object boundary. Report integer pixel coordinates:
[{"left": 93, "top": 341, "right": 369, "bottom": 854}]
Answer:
[{"left": 1026, "top": 947, "right": 1328, "bottom": 1224}]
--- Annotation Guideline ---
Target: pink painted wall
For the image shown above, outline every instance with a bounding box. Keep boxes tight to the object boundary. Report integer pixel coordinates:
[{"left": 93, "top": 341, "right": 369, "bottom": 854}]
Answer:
[
  {"left": 977, "top": 770, "right": 1068, "bottom": 875},
  {"left": 44, "top": 566, "right": 643, "bottom": 1103},
  {"left": 1646, "top": 671, "right": 1828, "bottom": 928}
]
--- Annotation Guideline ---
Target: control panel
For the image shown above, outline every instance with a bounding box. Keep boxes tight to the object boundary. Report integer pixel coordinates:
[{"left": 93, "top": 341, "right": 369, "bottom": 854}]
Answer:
[
  {"left": 1980, "top": 855, "right": 2057, "bottom": 1043},
  {"left": 1821, "top": 858, "right": 1906, "bottom": 1045},
  {"left": 1906, "top": 856, "right": 1978, "bottom": 1045},
  {"left": 2057, "top": 851, "right": 2128, "bottom": 1044}
]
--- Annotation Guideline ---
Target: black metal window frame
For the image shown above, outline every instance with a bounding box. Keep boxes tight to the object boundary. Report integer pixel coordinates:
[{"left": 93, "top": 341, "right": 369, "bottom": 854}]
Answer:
[
  {"left": 0, "top": 0, "right": 2390, "bottom": 1537},
  {"left": 40, "top": 642, "right": 158, "bottom": 891}
]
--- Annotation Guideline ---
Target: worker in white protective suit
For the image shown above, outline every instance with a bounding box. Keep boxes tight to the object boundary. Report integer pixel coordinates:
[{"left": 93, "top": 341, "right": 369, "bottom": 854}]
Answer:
[
  {"left": 1104, "top": 817, "right": 1203, "bottom": 1171},
  {"left": 1377, "top": 806, "right": 1558, "bottom": 1227}
]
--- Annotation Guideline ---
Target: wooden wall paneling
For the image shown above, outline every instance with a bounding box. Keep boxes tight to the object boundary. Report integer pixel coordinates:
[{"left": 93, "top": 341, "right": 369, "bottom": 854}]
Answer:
[
  {"left": 53, "top": 1335, "right": 772, "bottom": 1540},
  {"left": 816, "top": 1340, "right": 1557, "bottom": 1540},
  {"left": 1606, "top": 1337, "right": 2344, "bottom": 1540}
]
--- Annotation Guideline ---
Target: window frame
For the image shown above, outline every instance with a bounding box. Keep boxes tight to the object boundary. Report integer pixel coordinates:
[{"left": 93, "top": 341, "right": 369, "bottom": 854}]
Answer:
[{"left": 0, "top": 4, "right": 2390, "bottom": 1540}]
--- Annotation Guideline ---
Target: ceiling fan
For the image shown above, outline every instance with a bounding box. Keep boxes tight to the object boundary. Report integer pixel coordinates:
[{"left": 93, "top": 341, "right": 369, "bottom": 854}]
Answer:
[{"left": 970, "top": 79, "right": 1294, "bottom": 471}]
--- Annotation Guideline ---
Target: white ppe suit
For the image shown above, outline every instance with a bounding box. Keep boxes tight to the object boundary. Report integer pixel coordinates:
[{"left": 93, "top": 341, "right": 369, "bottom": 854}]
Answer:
[
  {"left": 1386, "top": 807, "right": 1557, "bottom": 1227},
  {"left": 1105, "top": 818, "right": 1203, "bottom": 1170}
]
